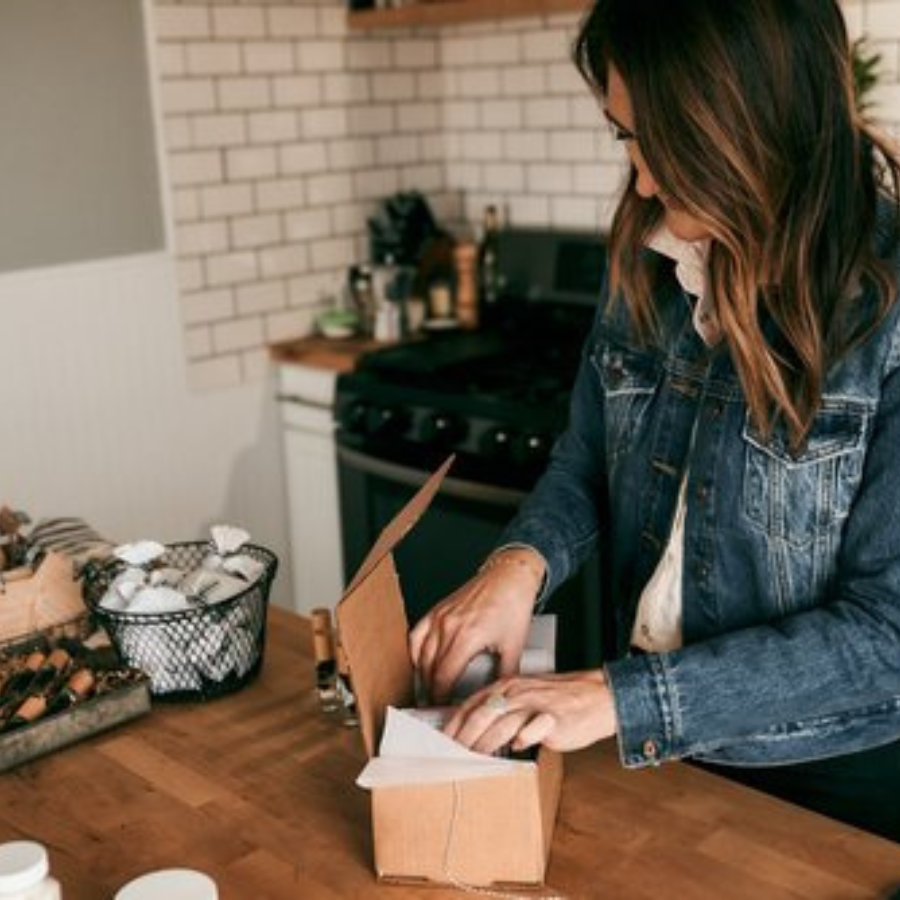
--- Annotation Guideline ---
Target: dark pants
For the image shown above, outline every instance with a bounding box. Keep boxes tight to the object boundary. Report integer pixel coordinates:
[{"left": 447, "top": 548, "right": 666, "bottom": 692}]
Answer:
[{"left": 691, "top": 739, "right": 900, "bottom": 844}]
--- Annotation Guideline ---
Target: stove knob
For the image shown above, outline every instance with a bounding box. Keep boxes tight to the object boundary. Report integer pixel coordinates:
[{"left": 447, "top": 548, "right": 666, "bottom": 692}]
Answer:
[
  {"left": 518, "top": 431, "right": 554, "bottom": 465},
  {"left": 421, "top": 412, "right": 468, "bottom": 447},
  {"left": 479, "top": 426, "right": 518, "bottom": 459},
  {"left": 371, "top": 405, "right": 410, "bottom": 438},
  {"left": 340, "top": 400, "right": 370, "bottom": 434}
]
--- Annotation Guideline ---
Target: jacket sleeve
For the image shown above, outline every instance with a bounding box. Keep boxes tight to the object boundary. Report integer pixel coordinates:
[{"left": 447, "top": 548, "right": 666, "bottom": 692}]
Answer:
[
  {"left": 606, "top": 317, "right": 900, "bottom": 768},
  {"left": 499, "top": 301, "right": 608, "bottom": 602}
]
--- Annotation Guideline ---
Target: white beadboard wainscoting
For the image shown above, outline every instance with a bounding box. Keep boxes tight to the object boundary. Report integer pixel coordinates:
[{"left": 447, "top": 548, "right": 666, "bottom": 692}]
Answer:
[{"left": 0, "top": 251, "right": 293, "bottom": 607}]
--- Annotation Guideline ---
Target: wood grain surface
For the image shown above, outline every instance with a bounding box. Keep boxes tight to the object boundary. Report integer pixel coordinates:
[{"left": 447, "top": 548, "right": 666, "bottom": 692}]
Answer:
[{"left": 1, "top": 607, "right": 899, "bottom": 899}]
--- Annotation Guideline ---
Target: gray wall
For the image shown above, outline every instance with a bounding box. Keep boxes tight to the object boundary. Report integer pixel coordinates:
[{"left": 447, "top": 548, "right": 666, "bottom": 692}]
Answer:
[{"left": 0, "top": 0, "right": 164, "bottom": 272}]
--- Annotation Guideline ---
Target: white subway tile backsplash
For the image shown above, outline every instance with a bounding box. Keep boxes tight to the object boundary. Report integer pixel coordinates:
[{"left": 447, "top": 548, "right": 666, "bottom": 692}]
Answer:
[
  {"left": 268, "top": 7, "right": 318, "bottom": 38},
  {"left": 244, "top": 41, "right": 295, "bottom": 73},
  {"left": 397, "top": 102, "right": 440, "bottom": 132},
  {"left": 212, "top": 6, "right": 266, "bottom": 39},
  {"left": 161, "top": 78, "right": 217, "bottom": 114},
  {"left": 192, "top": 113, "right": 248, "bottom": 148},
  {"left": 503, "top": 130, "right": 548, "bottom": 162},
  {"left": 155, "top": 7, "right": 211, "bottom": 40},
  {"left": 249, "top": 110, "right": 300, "bottom": 143},
  {"left": 522, "top": 29, "right": 568, "bottom": 63},
  {"left": 866, "top": 3, "right": 900, "bottom": 41},
  {"left": 528, "top": 162, "right": 574, "bottom": 194},
  {"left": 186, "top": 42, "right": 242, "bottom": 75},
  {"left": 285, "top": 207, "right": 333, "bottom": 242},
  {"left": 260, "top": 244, "right": 310, "bottom": 279},
  {"left": 231, "top": 214, "right": 283, "bottom": 249},
  {"left": 473, "top": 34, "right": 520, "bottom": 66},
  {"left": 279, "top": 142, "right": 330, "bottom": 175},
  {"left": 256, "top": 177, "right": 306, "bottom": 211},
  {"left": 201, "top": 183, "right": 255, "bottom": 218},
  {"left": 272, "top": 75, "right": 322, "bottom": 107},
  {"left": 549, "top": 130, "right": 602, "bottom": 162},
  {"left": 213, "top": 316, "right": 266, "bottom": 352},
  {"left": 235, "top": 280, "right": 287, "bottom": 315},
  {"left": 296, "top": 40, "right": 346, "bottom": 72},
  {"left": 457, "top": 68, "right": 502, "bottom": 99},
  {"left": 182, "top": 288, "right": 236, "bottom": 325},
  {"left": 460, "top": 131, "right": 504, "bottom": 162},
  {"left": 345, "top": 39, "right": 393, "bottom": 72},
  {"left": 347, "top": 104, "right": 396, "bottom": 136},
  {"left": 177, "top": 220, "right": 230, "bottom": 256},
  {"left": 207, "top": 250, "right": 260, "bottom": 287},
  {"left": 218, "top": 77, "right": 273, "bottom": 111},
  {"left": 393, "top": 38, "right": 439, "bottom": 69},
  {"left": 354, "top": 167, "right": 401, "bottom": 200},
  {"left": 525, "top": 97, "right": 571, "bottom": 129},
  {"left": 323, "top": 72, "right": 371, "bottom": 105},
  {"left": 328, "top": 137, "right": 376, "bottom": 170},
  {"left": 506, "top": 195, "right": 550, "bottom": 227},
  {"left": 307, "top": 172, "right": 356, "bottom": 205},
  {"left": 309, "top": 236, "right": 356, "bottom": 270},
  {"left": 482, "top": 162, "right": 526, "bottom": 193},
  {"left": 371, "top": 72, "right": 418, "bottom": 101},
  {"left": 155, "top": 0, "right": 900, "bottom": 391},
  {"left": 301, "top": 107, "right": 349, "bottom": 139},
  {"left": 400, "top": 163, "right": 444, "bottom": 193},
  {"left": 226, "top": 146, "right": 279, "bottom": 180},
  {"left": 169, "top": 150, "right": 224, "bottom": 187},
  {"left": 376, "top": 134, "right": 421, "bottom": 165},
  {"left": 501, "top": 65, "right": 546, "bottom": 97}
]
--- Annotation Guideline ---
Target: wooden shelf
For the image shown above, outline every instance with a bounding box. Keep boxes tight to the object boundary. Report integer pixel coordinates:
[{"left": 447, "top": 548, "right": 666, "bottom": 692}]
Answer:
[{"left": 348, "top": 0, "right": 587, "bottom": 31}]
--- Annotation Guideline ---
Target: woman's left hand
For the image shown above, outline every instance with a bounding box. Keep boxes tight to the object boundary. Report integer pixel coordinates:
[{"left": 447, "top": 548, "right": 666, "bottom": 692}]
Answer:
[{"left": 443, "top": 670, "right": 619, "bottom": 756}]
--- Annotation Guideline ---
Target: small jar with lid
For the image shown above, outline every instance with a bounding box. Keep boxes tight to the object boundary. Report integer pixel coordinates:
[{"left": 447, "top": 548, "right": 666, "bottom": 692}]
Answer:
[{"left": 0, "top": 841, "right": 62, "bottom": 900}]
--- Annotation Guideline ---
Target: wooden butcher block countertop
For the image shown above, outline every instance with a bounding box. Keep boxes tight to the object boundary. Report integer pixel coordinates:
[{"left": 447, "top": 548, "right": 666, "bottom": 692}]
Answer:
[{"left": 2, "top": 607, "right": 899, "bottom": 899}]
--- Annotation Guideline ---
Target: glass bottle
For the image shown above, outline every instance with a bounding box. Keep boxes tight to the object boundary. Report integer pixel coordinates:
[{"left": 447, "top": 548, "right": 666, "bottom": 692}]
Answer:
[
  {"left": 335, "top": 636, "right": 359, "bottom": 729},
  {"left": 310, "top": 608, "right": 340, "bottom": 714},
  {"left": 477, "top": 205, "right": 501, "bottom": 316},
  {"left": 0, "top": 840, "right": 62, "bottom": 900}
]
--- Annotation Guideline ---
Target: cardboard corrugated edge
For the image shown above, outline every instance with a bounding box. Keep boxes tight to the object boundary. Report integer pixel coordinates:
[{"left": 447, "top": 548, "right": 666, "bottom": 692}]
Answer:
[{"left": 336, "top": 455, "right": 563, "bottom": 889}]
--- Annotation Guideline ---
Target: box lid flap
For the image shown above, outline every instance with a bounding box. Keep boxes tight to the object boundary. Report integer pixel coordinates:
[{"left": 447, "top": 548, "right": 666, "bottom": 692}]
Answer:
[{"left": 337, "top": 456, "right": 453, "bottom": 758}]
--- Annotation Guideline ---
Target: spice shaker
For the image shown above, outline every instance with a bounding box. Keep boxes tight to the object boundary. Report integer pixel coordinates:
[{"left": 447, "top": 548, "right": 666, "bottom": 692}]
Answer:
[{"left": 0, "top": 841, "right": 62, "bottom": 900}]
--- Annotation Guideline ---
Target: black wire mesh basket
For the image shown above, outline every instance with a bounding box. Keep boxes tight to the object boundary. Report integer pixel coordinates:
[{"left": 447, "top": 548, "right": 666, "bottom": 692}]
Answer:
[{"left": 81, "top": 542, "right": 278, "bottom": 702}]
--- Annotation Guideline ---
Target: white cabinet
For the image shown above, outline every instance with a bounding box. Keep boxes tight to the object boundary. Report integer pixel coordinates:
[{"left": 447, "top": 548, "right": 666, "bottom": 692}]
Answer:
[{"left": 277, "top": 362, "right": 345, "bottom": 615}]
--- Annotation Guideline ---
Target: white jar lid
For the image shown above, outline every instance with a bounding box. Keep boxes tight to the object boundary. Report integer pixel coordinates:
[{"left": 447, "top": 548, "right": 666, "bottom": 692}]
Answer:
[
  {"left": 0, "top": 841, "right": 49, "bottom": 893},
  {"left": 115, "top": 869, "right": 218, "bottom": 900}
]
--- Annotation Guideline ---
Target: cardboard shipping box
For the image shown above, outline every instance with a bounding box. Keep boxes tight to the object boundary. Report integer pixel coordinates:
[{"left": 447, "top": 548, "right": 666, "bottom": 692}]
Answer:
[{"left": 336, "top": 458, "right": 564, "bottom": 889}]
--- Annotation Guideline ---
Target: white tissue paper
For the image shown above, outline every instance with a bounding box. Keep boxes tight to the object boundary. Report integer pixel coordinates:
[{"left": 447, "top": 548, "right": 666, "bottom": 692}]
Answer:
[{"left": 356, "top": 616, "right": 556, "bottom": 790}]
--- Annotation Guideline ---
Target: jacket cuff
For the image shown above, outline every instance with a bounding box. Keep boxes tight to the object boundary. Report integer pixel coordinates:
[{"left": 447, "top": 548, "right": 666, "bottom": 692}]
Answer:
[{"left": 605, "top": 653, "right": 678, "bottom": 769}]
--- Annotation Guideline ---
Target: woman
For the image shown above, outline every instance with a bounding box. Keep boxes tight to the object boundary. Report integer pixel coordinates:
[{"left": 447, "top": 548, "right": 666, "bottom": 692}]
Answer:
[{"left": 410, "top": 0, "right": 900, "bottom": 841}]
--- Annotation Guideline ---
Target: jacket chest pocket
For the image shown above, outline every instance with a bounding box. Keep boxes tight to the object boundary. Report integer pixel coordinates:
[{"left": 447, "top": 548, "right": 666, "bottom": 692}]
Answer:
[
  {"left": 593, "top": 343, "right": 661, "bottom": 470},
  {"left": 742, "top": 401, "right": 870, "bottom": 548}
]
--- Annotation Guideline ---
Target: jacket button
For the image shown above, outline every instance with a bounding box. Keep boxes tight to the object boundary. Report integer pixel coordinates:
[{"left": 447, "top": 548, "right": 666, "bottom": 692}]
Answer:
[{"left": 642, "top": 739, "right": 659, "bottom": 760}]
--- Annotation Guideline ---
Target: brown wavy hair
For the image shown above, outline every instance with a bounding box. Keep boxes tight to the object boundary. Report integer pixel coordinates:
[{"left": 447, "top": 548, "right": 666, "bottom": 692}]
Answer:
[{"left": 574, "top": 0, "right": 900, "bottom": 449}]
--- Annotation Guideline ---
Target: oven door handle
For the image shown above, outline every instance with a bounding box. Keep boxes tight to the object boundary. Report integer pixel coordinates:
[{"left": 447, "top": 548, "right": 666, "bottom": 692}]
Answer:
[{"left": 337, "top": 446, "right": 528, "bottom": 509}]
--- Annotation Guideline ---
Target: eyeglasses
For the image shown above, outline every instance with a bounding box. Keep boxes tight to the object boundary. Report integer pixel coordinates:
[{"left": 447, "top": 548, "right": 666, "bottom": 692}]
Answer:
[{"left": 603, "top": 109, "right": 638, "bottom": 143}]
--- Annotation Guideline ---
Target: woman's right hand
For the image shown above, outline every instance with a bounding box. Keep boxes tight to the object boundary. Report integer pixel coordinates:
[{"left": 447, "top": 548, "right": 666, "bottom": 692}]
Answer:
[{"left": 408, "top": 548, "right": 545, "bottom": 704}]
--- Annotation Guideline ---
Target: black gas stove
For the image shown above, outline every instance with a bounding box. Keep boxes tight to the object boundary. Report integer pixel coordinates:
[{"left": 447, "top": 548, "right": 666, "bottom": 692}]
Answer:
[
  {"left": 334, "top": 226, "right": 609, "bottom": 663},
  {"left": 335, "top": 227, "right": 606, "bottom": 492}
]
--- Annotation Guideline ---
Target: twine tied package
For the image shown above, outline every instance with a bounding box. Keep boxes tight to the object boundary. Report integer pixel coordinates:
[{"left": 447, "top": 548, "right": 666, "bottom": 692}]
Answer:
[{"left": 336, "top": 457, "right": 563, "bottom": 890}]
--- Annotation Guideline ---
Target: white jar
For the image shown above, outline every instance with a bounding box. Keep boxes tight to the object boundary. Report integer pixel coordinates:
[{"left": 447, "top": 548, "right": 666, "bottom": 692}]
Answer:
[
  {"left": 0, "top": 841, "right": 62, "bottom": 900},
  {"left": 115, "top": 869, "right": 217, "bottom": 900}
]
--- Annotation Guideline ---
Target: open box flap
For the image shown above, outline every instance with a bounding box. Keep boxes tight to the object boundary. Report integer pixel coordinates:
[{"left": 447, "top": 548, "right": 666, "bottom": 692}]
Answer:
[
  {"left": 337, "top": 456, "right": 454, "bottom": 758},
  {"left": 344, "top": 455, "right": 454, "bottom": 595}
]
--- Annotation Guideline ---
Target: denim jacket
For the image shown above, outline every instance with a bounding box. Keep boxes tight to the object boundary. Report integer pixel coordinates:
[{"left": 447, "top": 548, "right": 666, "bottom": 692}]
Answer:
[{"left": 503, "top": 220, "right": 900, "bottom": 769}]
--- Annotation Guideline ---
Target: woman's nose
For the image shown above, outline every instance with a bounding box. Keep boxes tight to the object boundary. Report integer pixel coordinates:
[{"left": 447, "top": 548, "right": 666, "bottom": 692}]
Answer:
[{"left": 633, "top": 157, "right": 661, "bottom": 199}]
